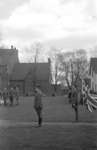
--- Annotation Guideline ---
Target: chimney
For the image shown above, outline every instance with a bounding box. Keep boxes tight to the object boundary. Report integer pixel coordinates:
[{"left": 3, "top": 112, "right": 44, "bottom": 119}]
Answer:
[
  {"left": 11, "top": 45, "right": 14, "bottom": 49},
  {"left": 48, "top": 58, "right": 51, "bottom": 64}
]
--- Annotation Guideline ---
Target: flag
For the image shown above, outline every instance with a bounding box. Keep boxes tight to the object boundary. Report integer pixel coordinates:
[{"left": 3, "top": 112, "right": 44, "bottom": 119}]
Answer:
[
  {"left": 86, "top": 93, "right": 97, "bottom": 112},
  {"left": 81, "top": 79, "right": 97, "bottom": 112},
  {"left": 81, "top": 79, "right": 88, "bottom": 104}
]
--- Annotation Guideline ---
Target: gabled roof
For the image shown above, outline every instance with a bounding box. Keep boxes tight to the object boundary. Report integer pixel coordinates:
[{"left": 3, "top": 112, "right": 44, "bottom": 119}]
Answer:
[
  {"left": 89, "top": 57, "right": 97, "bottom": 74},
  {"left": 10, "top": 63, "right": 50, "bottom": 81}
]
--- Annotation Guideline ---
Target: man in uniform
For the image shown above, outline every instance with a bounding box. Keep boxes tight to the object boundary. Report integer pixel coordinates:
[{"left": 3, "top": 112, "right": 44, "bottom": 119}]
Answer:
[{"left": 33, "top": 87, "right": 44, "bottom": 127}]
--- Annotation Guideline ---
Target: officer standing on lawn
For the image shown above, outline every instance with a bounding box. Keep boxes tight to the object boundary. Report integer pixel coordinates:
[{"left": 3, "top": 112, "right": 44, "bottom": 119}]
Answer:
[{"left": 33, "top": 86, "right": 44, "bottom": 127}]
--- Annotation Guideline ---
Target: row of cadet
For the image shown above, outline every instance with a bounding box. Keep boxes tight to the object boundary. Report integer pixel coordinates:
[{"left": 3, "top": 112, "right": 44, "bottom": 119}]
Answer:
[{"left": 0, "top": 86, "right": 19, "bottom": 106}]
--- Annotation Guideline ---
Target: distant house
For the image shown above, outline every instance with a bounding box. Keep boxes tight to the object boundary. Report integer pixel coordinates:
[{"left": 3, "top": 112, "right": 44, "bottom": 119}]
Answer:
[
  {"left": 9, "top": 60, "right": 52, "bottom": 95},
  {"left": 89, "top": 57, "right": 97, "bottom": 92},
  {"left": 0, "top": 46, "right": 19, "bottom": 89}
]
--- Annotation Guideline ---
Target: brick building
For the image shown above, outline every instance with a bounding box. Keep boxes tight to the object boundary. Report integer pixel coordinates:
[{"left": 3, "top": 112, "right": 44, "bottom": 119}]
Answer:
[
  {"left": 0, "top": 46, "right": 19, "bottom": 89},
  {"left": 10, "top": 60, "right": 52, "bottom": 95}
]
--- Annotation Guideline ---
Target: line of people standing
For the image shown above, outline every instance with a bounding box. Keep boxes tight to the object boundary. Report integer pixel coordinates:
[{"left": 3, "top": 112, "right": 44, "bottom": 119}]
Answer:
[{"left": 0, "top": 86, "right": 19, "bottom": 106}]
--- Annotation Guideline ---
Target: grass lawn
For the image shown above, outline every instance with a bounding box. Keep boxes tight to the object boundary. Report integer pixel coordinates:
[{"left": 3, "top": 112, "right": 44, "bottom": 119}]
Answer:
[
  {"left": 0, "top": 96, "right": 97, "bottom": 122},
  {"left": 0, "top": 96, "right": 97, "bottom": 150},
  {"left": 0, "top": 124, "right": 97, "bottom": 150}
]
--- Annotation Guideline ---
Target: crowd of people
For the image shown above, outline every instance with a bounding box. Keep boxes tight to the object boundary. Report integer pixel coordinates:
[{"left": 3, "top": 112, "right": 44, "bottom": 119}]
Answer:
[{"left": 0, "top": 86, "right": 19, "bottom": 106}]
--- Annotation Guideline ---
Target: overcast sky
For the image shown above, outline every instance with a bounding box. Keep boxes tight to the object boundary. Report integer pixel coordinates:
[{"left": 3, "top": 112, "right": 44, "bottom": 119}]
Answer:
[{"left": 0, "top": 0, "right": 97, "bottom": 61}]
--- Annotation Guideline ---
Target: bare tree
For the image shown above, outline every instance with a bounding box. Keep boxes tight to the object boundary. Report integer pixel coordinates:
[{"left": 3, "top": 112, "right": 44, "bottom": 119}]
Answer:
[
  {"left": 48, "top": 47, "right": 61, "bottom": 94},
  {"left": 57, "top": 49, "right": 89, "bottom": 121},
  {"left": 57, "top": 49, "right": 88, "bottom": 89},
  {"left": 57, "top": 51, "right": 74, "bottom": 88},
  {"left": 24, "top": 42, "right": 43, "bottom": 63}
]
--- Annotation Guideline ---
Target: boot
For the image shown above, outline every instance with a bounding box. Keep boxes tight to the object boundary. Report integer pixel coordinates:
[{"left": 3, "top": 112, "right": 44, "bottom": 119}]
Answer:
[{"left": 38, "top": 117, "right": 42, "bottom": 127}]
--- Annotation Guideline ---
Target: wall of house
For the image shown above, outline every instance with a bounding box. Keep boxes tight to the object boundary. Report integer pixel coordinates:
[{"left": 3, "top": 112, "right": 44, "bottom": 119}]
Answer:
[
  {"left": 10, "top": 73, "right": 52, "bottom": 96},
  {"left": 24, "top": 72, "right": 34, "bottom": 96},
  {"left": 10, "top": 58, "right": 52, "bottom": 96},
  {"left": 24, "top": 69, "right": 52, "bottom": 96},
  {"left": 0, "top": 65, "right": 9, "bottom": 90},
  {"left": 24, "top": 78, "right": 51, "bottom": 96},
  {"left": 90, "top": 69, "right": 97, "bottom": 92}
]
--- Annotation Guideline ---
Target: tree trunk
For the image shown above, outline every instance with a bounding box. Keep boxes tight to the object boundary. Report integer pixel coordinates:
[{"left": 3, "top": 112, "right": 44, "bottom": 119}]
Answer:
[
  {"left": 75, "top": 105, "right": 78, "bottom": 122},
  {"left": 54, "top": 84, "right": 57, "bottom": 92}
]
